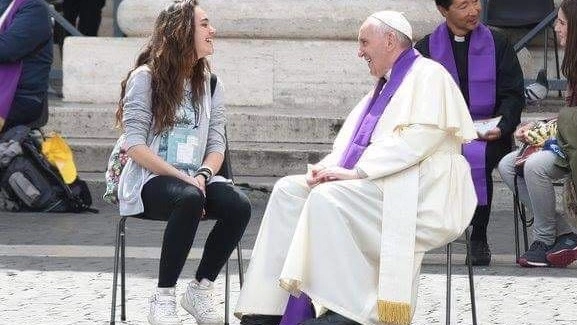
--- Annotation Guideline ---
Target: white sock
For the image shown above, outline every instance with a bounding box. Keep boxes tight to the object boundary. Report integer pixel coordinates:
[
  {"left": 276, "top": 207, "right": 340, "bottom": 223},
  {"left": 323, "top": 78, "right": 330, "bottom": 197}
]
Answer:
[
  {"left": 157, "top": 287, "right": 175, "bottom": 295},
  {"left": 197, "top": 278, "right": 213, "bottom": 288}
]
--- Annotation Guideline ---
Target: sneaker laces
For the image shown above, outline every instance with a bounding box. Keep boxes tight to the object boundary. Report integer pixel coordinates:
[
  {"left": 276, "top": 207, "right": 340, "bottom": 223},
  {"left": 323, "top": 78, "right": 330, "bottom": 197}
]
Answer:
[
  {"left": 152, "top": 294, "right": 179, "bottom": 318},
  {"left": 529, "top": 241, "right": 549, "bottom": 252},
  {"left": 187, "top": 280, "right": 220, "bottom": 318}
]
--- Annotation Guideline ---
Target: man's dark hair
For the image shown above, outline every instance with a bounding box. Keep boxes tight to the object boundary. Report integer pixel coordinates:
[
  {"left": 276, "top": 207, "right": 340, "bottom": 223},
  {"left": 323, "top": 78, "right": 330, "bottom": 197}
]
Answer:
[{"left": 435, "top": 0, "right": 453, "bottom": 9}]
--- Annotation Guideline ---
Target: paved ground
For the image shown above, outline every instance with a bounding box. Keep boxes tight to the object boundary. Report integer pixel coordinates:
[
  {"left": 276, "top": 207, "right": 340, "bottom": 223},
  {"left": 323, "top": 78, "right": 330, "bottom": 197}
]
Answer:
[{"left": 1, "top": 183, "right": 576, "bottom": 325}]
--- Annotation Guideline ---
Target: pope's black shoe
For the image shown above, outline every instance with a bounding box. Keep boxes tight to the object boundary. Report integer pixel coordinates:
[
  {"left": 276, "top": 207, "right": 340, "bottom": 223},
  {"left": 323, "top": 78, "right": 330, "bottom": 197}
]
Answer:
[
  {"left": 466, "top": 240, "right": 491, "bottom": 266},
  {"left": 300, "top": 311, "right": 360, "bottom": 325},
  {"left": 240, "top": 314, "right": 282, "bottom": 325}
]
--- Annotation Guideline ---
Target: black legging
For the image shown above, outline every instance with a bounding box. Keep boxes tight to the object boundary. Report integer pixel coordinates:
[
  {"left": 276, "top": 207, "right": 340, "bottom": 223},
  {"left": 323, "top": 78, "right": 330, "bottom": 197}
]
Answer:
[
  {"left": 470, "top": 138, "right": 511, "bottom": 242},
  {"left": 141, "top": 176, "right": 251, "bottom": 288}
]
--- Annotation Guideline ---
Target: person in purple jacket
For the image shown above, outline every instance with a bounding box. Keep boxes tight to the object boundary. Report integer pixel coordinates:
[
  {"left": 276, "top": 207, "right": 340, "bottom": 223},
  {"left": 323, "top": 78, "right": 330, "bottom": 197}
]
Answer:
[{"left": 0, "top": 0, "right": 53, "bottom": 132}]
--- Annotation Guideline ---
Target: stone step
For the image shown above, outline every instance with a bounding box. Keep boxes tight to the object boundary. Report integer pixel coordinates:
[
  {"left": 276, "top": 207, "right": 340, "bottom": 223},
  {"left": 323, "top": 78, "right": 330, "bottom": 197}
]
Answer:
[
  {"left": 45, "top": 99, "right": 564, "bottom": 141},
  {"left": 116, "top": 0, "right": 442, "bottom": 40},
  {"left": 69, "top": 138, "right": 331, "bottom": 176},
  {"left": 62, "top": 36, "right": 564, "bottom": 105},
  {"left": 116, "top": 0, "right": 563, "bottom": 46},
  {"left": 525, "top": 96, "right": 567, "bottom": 113},
  {"left": 62, "top": 37, "right": 373, "bottom": 106},
  {"left": 46, "top": 100, "right": 344, "bottom": 143}
]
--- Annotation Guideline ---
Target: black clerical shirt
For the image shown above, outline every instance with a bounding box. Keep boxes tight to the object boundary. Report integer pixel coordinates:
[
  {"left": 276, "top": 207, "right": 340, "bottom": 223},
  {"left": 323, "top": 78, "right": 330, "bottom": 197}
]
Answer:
[{"left": 415, "top": 27, "right": 524, "bottom": 139}]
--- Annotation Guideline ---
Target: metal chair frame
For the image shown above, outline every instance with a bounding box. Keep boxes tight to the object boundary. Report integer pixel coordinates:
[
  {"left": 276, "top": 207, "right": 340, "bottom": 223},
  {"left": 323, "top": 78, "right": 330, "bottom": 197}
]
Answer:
[
  {"left": 110, "top": 129, "right": 244, "bottom": 324},
  {"left": 446, "top": 228, "right": 478, "bottom": 325},
  {"left": 109, "top": 217, "right": 244, "bottom": 325}
]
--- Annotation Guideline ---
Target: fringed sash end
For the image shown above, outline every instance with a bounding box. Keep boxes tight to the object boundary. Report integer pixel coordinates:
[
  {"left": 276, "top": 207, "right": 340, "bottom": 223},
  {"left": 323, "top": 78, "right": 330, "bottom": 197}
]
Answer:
[{"left": 377, "top": 300, "right": 412, "bottom": 325}]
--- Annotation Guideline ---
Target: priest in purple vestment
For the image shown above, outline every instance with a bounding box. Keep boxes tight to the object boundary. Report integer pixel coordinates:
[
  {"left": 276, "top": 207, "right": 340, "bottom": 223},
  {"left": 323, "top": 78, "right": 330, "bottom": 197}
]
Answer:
[{"left": 415, "top": 0, "right": 524, "bottom": 266}]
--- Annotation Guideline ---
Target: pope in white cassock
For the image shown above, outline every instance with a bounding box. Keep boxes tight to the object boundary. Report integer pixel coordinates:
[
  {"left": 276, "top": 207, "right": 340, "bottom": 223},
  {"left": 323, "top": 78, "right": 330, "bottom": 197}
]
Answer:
[{"left": 236, "top": 11, "right": 478, "bottom": 325}]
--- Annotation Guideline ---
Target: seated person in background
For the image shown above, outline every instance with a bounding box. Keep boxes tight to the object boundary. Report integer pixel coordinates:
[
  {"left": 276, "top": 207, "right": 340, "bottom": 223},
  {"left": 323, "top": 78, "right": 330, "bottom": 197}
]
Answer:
[
  {"left": 236, "top": 11, "right": 478, "bottom": 325},
  {"left": 497, "top": 119, "right": 576, "bottom": 267},
  {"left": 115, "top": 1, "right": 251, "bottom": 324},
  {"left": 0, "top": 0, "right": 53, "bottom": 132},
  {"left": 415, "top": 0, "right": 524, "bottom": 266},
  {"left": 62, "top": 0, "right": 106, "bottom": 36},
  {"left": 498, "top": 0, "right": 577, "bottom": 269}
]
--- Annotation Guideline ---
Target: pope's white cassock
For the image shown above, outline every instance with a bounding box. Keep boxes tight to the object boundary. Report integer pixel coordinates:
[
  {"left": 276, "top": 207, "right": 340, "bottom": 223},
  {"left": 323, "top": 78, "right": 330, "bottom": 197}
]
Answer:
[{"left": 235, "top": 55, "right": 478, "bottom": 325}]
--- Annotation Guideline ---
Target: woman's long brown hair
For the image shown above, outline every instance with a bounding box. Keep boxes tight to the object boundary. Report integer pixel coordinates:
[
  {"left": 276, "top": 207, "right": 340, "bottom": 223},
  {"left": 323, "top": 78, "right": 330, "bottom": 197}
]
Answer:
[
  {"left": 561, "top": 0, "right": 577, "bottom": 106},
  {"left": 116, "top": 0, "right": 209, "bottom": 133}
]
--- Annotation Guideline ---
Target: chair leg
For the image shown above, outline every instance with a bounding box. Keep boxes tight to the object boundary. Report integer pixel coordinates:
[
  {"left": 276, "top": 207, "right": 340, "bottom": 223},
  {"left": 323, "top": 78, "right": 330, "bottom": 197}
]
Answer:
[
  {"left": 236, "top": 243, "right": 244, "bottom": 287},
  {"left": 543, "top": 27, "right": 549, "bottom": 73},
  {"left": 119, "top": 217, "right": 127, "bottom": 321},
  {"left": 446, "top": 242, "right": 452, "bottom": 325},
  {"left": 552, "top": 26, "right": 562, "bottom": 97},
  {"left": 520, "top": 204, "right": 529, "bottom": 252},
  {"left": 465, "top": 229, "right": 478, "bottom": 325},
  {"left": 225, "top": 260, "right": 230, "bottom": 325},
  {"left": 110, "top": 218, "right": 123, "bottom": 325},
  {"left": 513, "top": 175, "right": 522, "bottom": 261}
]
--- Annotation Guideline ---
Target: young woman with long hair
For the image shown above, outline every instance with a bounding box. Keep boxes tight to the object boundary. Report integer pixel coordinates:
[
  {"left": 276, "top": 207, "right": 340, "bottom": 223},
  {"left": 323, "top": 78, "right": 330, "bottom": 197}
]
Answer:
[
  {"left": 115, "top": 1, "right": 251, "bottom": 324},
  {"left": 498, "top": 0, "right": 577, "bottom": 269}
]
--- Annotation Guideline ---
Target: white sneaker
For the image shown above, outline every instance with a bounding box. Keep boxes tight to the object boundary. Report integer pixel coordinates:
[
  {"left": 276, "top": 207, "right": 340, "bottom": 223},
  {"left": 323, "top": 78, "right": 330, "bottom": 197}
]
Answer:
[
  {"left": 148, "top": 288, "right": 182, "bottom": 325},
  {"left": 181, "top": 279, "right": 224, "bottom": 325}
]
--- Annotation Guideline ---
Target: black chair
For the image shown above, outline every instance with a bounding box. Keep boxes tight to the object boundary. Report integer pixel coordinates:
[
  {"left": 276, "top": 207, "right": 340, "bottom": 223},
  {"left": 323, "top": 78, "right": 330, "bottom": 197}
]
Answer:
[
  {"left": 445, "top": 228, "right": 477, "bottom": 325},
  {"left": 483, "top": 0, "right": 561, "bottom": 90},
  {"left": 109, "top": 135, "right": 245, "bottom": 325}
]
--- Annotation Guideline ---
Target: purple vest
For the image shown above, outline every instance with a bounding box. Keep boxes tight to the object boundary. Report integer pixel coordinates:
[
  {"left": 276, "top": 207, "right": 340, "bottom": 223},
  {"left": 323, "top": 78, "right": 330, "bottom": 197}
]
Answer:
[
  {"left": 0, "top": 0, "right": 27, "bottom": 131},
  {"left": 429, "top": 23, "right": 496, "bottom": 205}
]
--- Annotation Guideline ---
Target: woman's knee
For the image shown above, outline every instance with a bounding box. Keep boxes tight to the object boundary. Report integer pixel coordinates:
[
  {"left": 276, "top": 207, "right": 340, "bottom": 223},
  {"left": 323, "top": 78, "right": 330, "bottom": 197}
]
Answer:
[
  {"left": 174, "top": 185, "right": 205, "bottom": 214},
  {"left": 497, "top": 151, "right": 517, "bottom": 176},
  {"left": 523, "top": 151, "right": 556, "bottom": 178},
  {"left": 209, "top": 184, "right": 252, "bottom": 224}
]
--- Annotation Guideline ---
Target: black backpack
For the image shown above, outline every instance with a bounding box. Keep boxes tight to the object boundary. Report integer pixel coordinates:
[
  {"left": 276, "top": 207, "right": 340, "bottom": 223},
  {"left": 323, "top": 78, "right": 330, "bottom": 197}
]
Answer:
[{"left": 0, "top": 125, "right": 96, "bottom": 213}]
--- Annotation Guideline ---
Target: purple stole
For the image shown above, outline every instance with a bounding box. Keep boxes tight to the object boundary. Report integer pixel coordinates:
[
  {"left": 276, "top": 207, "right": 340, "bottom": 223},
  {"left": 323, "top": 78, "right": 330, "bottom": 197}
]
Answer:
[
  {"left": 279, "top": 48, "right": 420, "bottom": 325},
  {"left": 0, "top": 0, "right": 27, "bottom": 131},
  {"left": 338, "top": 48, "right": 420, "bottom": 169},
  {"left": 429, "top": 23, "right": 496, "bottom": 205}
]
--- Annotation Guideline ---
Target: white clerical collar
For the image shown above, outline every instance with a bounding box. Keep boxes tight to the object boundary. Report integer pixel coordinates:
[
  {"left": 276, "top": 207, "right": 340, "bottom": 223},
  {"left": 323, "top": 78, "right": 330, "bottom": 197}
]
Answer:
[
  {"left": 453, "top": 35, "right": 466, "bottom": 42},
  {"left": 385, "top": 69, "right": 392, "bottom": 80}
]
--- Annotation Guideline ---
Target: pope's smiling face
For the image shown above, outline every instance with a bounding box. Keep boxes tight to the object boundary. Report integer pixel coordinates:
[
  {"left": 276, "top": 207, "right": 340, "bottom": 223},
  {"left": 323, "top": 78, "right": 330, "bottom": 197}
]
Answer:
[{"left": 357, "top": 21, "right": 394, "bottom": 78}]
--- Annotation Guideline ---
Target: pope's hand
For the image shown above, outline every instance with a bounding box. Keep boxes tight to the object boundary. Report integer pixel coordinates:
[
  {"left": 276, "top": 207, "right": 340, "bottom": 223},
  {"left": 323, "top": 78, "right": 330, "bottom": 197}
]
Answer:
[
  {"left": 479, "top": 127, "right": 502, "bottom": 141},
  {"left": 306, "top": 164, "right": 326, "bottom": 187},
  {"left": 314, "top": 167, "right": 360, "bottom": 183}
]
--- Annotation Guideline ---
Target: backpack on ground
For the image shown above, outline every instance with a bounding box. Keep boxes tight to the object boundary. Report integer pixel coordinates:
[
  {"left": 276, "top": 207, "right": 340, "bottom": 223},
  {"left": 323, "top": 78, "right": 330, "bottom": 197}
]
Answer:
[{"left": 0, "top": 125, "right": 96, "bottom": 213}]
